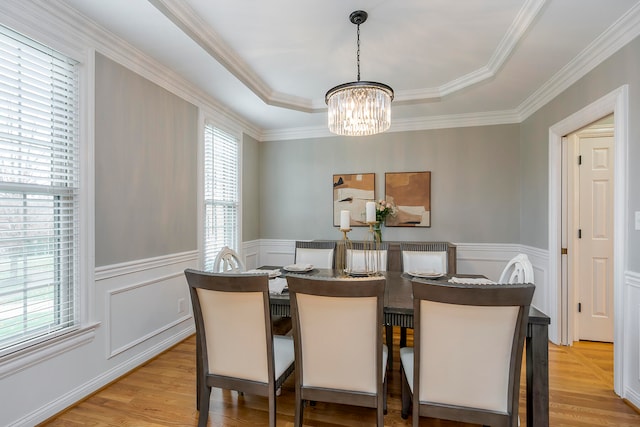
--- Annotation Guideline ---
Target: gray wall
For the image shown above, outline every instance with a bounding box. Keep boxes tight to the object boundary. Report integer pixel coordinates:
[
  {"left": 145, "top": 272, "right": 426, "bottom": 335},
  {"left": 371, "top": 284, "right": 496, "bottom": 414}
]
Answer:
[
  {"left": 520, "top": 35, "right": 640, "bottom": 270},
  {"left": 259, "top": 124, "right": 521, "bottom": 243},
  {"left": 242, "top": 133, "right": 261, "bottom": 241},
  {"left": 95, "top": 53, "right": 198, "bottom": 266}
]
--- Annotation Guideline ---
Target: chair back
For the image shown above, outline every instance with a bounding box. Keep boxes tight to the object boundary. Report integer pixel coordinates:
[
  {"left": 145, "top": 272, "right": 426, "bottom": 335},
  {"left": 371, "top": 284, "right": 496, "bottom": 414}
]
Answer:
[
  {"left": 346, "top": 241, "right": 389, "bottom": 273},
  {"left": 499, "top": 253, "right": 534, "bottom": 284},
  {"left": 185, "top": 269, "right": 271, "bottom": 381},
  {"left": 411, "top": 280, "right": 534, "bottom": 426},
  {"left": 400, "top": 242, "right": 449, "bottom": 275},
  {"left": 294, "top": 241, "right": 336, "bottom": 268},
  {"left": 185, "top": 269, "right": 294, "bottom": 427},
  {"left": 287, "top": 274, "right": 386, "bottom": 425},
  {"left": 213, "top": 246, "right": 246, "bottom": 273}
]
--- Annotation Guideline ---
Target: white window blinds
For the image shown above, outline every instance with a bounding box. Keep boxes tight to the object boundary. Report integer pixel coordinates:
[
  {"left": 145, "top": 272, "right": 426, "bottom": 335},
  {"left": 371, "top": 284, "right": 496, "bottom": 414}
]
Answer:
[
  {"left": 0, "top": 25, "right": 80, "bottom": 354},
  {"left": 203, "top": 124, "right": 239, "bottom": 271}
]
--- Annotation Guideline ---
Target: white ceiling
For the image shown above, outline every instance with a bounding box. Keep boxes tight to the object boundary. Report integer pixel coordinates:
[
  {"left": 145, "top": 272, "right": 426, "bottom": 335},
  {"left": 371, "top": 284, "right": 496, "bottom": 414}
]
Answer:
[{"left": 61, "top": 0, "right": 640, "bottom": 139}]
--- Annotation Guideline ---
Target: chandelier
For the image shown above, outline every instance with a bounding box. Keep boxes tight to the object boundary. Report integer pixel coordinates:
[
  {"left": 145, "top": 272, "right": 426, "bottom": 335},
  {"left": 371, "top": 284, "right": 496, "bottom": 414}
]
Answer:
[{"left": 325, "top": 10, "right": 394, "bottom": 136}]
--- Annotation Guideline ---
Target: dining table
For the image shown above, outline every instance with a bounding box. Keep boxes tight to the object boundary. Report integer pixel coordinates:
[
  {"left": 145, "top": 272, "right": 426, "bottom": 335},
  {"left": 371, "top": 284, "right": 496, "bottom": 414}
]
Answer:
[{"left": 266, "top": 266, "right": 550, "bottom": 427}]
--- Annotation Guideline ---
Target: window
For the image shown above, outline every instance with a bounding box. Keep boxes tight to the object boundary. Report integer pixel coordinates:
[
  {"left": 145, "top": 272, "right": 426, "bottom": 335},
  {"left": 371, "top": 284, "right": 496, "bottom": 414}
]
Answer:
[
  {"left": 203, "top": 124, "right": 239, "bottom": 270},
  {"left": 0, "top": 26, "right": 80, "bottom": 354}
]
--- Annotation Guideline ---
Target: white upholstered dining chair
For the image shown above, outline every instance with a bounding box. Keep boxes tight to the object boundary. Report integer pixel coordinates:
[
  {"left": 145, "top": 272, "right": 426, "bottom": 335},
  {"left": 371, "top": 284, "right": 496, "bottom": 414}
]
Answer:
[
  {"left": 400, "top": 280, "right": 534, "bottom": 427},
  {"left": 184, "top": 269, "right": 295, "bottom": 427},
  {"left": 294, "top": 240, "right": 336, "bottom": 268},
  {"left": 400, "top": 242, "right": 448, "bottom": 275},
  {"left": 394, "top": 242, "right": 451, "bottom": 352},
  {"left": 346, "top": 241, "right": 389, "bottom": 273},
  {"left": 287, "top": 274, "right": 388, "bottom": 426}
]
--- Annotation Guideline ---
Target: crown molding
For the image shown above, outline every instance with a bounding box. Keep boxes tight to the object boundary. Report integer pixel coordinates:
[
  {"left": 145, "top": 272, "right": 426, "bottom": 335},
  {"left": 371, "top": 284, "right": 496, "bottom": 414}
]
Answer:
[
  {"left": 516, "top": 0, "right": 640, "bottom": 120},
  {"left": 8, "top": 0, "right": 638, "bottom": 142},
  {"left": 36, "top": 0, "right": 263, "bottom": 140},
  {"left": 432, "top": 0, "right": 547, "bottom": 99},
  {"left": 149, "top": 0, "right": 319, "bottom": 114},
  {"left": 150, "top": 0, "right": 546, "bottom": 111},
  {"left": 266, "top": 1, "right": 640, "bottom": 141},
  {"left": 260, "top": 109, "right": 521, "bottom": 141},
  {"left": 0, "top": 0, "right": 87, "bottom": 59}
]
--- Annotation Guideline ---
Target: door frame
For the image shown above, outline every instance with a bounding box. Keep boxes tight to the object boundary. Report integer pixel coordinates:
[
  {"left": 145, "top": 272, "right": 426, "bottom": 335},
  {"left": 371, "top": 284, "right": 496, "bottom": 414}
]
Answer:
[
  {"left": 548, "top": 85, "right": 627, "bottom": 396},
  {"left": 566, "top": 124, "right": 614, "bottom": 343}
]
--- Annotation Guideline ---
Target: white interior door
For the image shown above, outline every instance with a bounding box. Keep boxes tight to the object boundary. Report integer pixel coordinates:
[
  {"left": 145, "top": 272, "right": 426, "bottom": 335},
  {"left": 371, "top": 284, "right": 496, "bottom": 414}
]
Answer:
[{"left": 576, "top": 130, "right": 614, "bottom": 342}]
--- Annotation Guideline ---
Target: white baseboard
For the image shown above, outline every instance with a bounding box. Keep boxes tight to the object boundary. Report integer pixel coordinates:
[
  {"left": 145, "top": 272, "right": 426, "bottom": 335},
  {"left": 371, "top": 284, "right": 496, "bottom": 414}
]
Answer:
[
  {"left": 9, "top": 327, "right": 194, "bottom": 427},
  {"left": 6, "top": 252, "right": 199, "bottom": 427}
]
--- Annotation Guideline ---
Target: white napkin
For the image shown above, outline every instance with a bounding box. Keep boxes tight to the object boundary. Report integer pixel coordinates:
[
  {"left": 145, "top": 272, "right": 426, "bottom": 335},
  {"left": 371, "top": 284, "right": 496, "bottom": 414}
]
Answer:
[
  {"left": 268, "top": 277, "right": 288, "bottom": 295},
  {"left": 243, "top": 269, "right": 280, "bottom": 277},
  {"left": 448, "top": 277, "right": 496, "bottom": 285}
]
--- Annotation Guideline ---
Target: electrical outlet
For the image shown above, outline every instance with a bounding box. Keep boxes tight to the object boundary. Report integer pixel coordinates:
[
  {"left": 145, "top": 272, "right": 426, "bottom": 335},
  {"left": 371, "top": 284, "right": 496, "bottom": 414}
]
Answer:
[{"left": 177, "top": 298, "right": 187, "bottom": 314}]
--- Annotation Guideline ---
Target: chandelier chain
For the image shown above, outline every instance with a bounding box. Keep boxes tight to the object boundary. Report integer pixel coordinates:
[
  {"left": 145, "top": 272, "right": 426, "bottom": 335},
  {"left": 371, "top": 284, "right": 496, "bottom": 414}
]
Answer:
[{"left": 356, "top": 23, "right": 361, "bottom": 82}]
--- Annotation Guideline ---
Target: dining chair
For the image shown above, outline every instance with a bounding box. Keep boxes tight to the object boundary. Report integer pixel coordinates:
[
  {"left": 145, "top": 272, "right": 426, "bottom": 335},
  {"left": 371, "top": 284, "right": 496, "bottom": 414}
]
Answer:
[
  {"left": 400, "top": 242, "right": 449, "bottom": 275},
  {"left": 395, "top": 242, "right": 450, "bottom": 348},
  {"left": 346, "top": 241, "right": 389, "bottom": 273},
  {"left": 499, "top": 253, "right": 534, "bottom": 284},
  {"left": 213, "top": 246, "right": 246, "bottom": 272},
  {"left": 294, "top": 240, "right": 336, "bottom": 268},
  {"left": 184, "top": 269, "right": 295, "bottom": 427},
  {"left": 287, "top": 274, "right": 388, "bottom": 426},
  {"left": 400, "top": 280, "right": 535, "bottom": 427}
]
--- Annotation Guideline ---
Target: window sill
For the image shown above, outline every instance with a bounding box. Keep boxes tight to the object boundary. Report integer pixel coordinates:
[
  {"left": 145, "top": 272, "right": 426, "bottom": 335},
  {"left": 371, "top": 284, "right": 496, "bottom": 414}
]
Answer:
[{"left": 0, "top": 322, "right": 100, "bottom": 379}]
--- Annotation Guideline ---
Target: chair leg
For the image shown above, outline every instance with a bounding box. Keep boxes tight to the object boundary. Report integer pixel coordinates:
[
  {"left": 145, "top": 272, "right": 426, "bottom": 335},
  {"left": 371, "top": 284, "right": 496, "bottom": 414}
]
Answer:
[
  {"left": 294, "top": 388, "right": 304, "bottom": 427},
  {"left": 377, "top": 404, "right": 384, "bottom": 426},
  {"left": 400, "top": 366, "right": 411, "bottom": 419},
  {"left": 269, "top": 393, "right": 276, "bottom": 427},
  {"left": 400, "top": 326, "right": 407, "bottom": 347},
  {"left": 385, "top": 325, "right": 394, "bottom": 369},
  {"left": 196, "top": 339, "right": 202, "bottom": 410},
  {"left": 383, "top": 375, "right": 388, "bottom": 415},
  {"left": 198, "top": 385, "right": 211, "bottom": 427}
]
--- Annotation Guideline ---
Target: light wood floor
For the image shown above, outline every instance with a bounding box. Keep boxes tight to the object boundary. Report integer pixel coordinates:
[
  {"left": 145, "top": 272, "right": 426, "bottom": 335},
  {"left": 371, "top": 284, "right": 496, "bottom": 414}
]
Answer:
[{"left": 41, "top": 328, "right": 640, "bottom": 426}]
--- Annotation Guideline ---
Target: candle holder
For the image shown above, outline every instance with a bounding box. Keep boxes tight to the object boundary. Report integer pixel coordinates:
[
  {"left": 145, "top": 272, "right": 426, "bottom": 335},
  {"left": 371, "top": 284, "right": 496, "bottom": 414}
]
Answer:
[
  {"left": 363, "top": 221, "right": 383, "bottom": 275},
  {"left": 336, "top": 228, "right": 352, "bottom": 275},
  {"left": 344, "top": 222, "right": 382, "bottom": 276}
]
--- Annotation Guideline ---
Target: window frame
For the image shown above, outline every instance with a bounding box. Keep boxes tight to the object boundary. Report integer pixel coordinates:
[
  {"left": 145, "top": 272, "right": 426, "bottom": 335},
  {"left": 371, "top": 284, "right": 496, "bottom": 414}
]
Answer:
[
  {"left": 200, "top": 115, "right": 242, "bottom": 271},
  {"left": 0, "top": 24, "right": 96, "bottom": 376}
]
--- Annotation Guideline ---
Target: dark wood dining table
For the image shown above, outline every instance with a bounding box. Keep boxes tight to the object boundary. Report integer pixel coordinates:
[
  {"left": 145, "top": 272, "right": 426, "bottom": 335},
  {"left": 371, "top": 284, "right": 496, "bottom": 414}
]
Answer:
[{"left": 267, "top": 267, "right": 550, "bottom": 427}]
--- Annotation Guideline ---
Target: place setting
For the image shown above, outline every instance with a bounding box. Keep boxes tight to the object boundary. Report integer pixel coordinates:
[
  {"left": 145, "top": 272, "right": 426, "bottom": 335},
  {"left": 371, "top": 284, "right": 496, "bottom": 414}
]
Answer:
[
  {"left": 402, "top": 269, "right": 446, "bottom": 281},
  {"left": 282, "top": 263, "right": 315, "bottom": 273}
]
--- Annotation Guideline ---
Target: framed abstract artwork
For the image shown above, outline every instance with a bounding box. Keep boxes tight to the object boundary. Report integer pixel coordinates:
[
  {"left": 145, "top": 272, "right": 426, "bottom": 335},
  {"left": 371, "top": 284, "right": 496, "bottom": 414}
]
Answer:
[
  {"left": 333, "top": 173, "right": 375, "bottom": 227},
  {"left": 384, "top": 171, "right": 431, "bottom": 227}
]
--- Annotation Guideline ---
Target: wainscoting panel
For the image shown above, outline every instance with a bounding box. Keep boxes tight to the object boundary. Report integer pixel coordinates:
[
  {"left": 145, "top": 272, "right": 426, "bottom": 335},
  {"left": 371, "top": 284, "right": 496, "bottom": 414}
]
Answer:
[
  {"left": 455, "top": 243, "right": 550, "bottom": 322},
  {"left": 623, "top": 271, "right": 640, "bottom": 408},
  {"left": 242, "top": 240, "right": 261, "bottom": 270},
  {"left": 96, "top": 251, "right": 198, "bottom": 359},
  {"left": 256, "top": 239, "right": 296, "bottom": 267},
  {"left": 106, "top": 273, "right": 191, "bottom": 358}
]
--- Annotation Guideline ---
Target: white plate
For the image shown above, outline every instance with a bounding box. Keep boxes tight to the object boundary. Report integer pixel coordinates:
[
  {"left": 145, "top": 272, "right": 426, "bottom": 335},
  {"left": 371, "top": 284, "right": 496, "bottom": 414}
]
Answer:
[
  {"left": 344, "top": 269, "right": 373, "bottom": 277},
  {"left": 409, "top": 271, "right": 444, "bottom": 279},
  {"left": 283, "top": 264, "right": 314, "bottom": 272}
]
